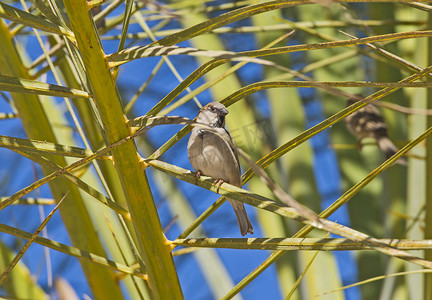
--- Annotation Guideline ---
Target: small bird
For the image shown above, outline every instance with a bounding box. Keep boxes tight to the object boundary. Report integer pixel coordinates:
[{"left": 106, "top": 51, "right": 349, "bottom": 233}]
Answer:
[
  {"left": 187, "top": 102, "right": 254, "bottom": 236},
  {"left": 345, "top": 97, "right": 407, "bottom": 165}
]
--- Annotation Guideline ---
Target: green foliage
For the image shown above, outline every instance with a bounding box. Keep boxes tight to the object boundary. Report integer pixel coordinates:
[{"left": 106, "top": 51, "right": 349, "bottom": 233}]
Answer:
[{"left": 0, "top": 1, "right": 431, "bottom": 299}]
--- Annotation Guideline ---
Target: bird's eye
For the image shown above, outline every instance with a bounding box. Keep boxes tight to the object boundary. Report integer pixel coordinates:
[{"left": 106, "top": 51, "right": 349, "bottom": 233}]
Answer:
[{"left": 210, "top": 107, "right": 216, "bottom": 112}]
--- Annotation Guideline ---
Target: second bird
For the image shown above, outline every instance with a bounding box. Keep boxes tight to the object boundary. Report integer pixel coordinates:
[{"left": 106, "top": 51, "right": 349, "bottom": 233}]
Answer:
[
  {"left": 187, "top": 102, "right": 254, "bottom": 236},
  {"left": 345, "top": 97, "right": 407, "bottom": 165}
]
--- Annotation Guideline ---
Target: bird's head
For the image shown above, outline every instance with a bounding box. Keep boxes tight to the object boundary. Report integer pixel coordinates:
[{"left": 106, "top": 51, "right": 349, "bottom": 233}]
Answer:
[{"left": 196, "top": 101, "right": 229, "bottom": 128}]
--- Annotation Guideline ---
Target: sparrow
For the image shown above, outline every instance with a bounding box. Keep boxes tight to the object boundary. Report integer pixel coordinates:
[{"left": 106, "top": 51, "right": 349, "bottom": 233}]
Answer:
[
  {"left": 187, "top": 102, "right": 254, "bottom": 236},
  {"left": 345, "top": 97, "right": 407, "bottom": 165}
]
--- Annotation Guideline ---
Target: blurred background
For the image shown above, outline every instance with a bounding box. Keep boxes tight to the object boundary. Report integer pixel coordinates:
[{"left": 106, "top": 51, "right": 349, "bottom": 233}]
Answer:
[{"left": 0, "top": 1, "right": 429, "bottom": 299}]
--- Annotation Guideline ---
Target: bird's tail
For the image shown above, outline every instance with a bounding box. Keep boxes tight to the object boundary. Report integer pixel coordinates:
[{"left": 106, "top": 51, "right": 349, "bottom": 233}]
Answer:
[
  {"left": 377, "top": 136, "right": 407, "bottom": 166},
  {"left": 227, "top": 198, "right": 254, "bottom": 236}
]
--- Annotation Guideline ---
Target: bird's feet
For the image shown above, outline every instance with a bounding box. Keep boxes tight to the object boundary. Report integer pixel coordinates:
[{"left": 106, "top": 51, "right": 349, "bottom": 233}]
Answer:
[
  {"left": 357, "top": 139, "right": 364, "bottom": 150},
  {"left": 214, "top": 179, "right": 225, "bottom": 193},
  {"left": 194, "top": 170, "right": 202, "bottom": 185}
]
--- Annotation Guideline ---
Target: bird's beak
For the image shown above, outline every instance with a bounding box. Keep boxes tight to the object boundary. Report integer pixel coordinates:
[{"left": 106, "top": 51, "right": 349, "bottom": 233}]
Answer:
[{"left": 219, "top": 108, "right": 229, "bottom": 116}]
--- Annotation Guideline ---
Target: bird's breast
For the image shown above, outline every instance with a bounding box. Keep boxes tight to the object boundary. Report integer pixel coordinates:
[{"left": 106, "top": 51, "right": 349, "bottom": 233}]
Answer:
[{"left": 187, "top": 129, "right": 241, "bottom": 185}]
